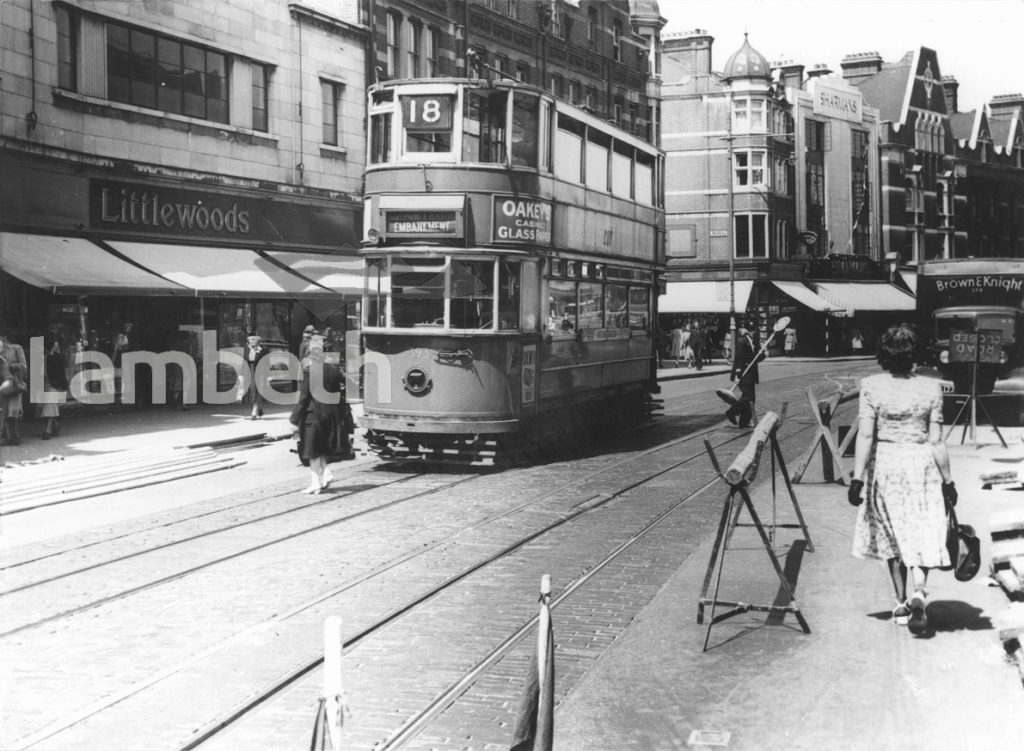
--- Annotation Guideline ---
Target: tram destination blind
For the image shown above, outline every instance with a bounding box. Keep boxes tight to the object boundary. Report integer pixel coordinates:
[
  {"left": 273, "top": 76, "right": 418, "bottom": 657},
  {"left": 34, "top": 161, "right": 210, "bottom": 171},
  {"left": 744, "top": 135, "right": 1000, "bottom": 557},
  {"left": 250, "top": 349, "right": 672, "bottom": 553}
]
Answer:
[{"left": 949, "top": 328, "right": 1003, "bottom": 364}]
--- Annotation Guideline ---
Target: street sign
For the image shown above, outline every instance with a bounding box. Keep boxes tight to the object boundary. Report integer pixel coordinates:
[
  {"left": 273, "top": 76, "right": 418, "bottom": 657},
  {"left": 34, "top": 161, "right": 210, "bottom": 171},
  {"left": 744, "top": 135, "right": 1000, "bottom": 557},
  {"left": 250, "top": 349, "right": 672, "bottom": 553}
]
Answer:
[{"left": 949, "top": 328, "right": 1003, "bottom": 364}]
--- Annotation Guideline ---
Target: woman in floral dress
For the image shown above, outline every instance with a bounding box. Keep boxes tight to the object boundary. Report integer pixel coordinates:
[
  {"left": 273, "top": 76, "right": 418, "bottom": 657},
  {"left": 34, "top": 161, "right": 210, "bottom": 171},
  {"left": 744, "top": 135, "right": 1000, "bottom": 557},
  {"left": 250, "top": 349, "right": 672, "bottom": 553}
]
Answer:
[{"left": 848, "top": 324, "right": 957, "bottom": 635}]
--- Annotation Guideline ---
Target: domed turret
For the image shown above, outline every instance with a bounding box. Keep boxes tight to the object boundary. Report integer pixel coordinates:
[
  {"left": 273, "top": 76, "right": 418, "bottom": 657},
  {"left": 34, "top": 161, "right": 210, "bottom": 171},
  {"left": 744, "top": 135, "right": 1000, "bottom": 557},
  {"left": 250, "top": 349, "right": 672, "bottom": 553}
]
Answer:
[
  {"left": 721, "top": 34, "right": 771, "bottom": 83},
  {"left": 630, "top": 0, "right": 663, "bottom": 24}
]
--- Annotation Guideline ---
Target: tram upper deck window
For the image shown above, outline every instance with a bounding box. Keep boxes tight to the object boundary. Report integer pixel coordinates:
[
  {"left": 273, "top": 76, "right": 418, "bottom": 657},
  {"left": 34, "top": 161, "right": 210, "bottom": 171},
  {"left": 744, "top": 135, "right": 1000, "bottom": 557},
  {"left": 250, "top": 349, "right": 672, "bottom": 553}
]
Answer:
[
  {"left": 555, "top": 114, "right": 585, "bottom": 183},
  {"left": 401, "top": 94, "right": 454, "bottom": 153},
  {"left": 463, "top": 89, "right": 507, "bottom": 163},
  {"left": 391, "top": 256, "right": 447, "bottom": 327},
  {"left": 511, "top": 93, "right": 539, "bottom": 167},
  {"left": 369, "top": 89, "right": 394, "bottom": 165},
  {"left": 636, "top": 150, "right": 655, "bottom": 205},
  {"left": 585, "top": 128, "right": 611, "bottom": 192}
]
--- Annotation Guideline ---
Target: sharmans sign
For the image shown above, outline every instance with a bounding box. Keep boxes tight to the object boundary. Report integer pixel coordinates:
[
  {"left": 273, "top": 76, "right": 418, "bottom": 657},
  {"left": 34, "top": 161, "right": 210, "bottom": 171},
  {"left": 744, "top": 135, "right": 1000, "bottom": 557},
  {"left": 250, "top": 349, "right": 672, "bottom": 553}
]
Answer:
[{"left": 492, "top": 196, "right": 553, "bottom": 245}]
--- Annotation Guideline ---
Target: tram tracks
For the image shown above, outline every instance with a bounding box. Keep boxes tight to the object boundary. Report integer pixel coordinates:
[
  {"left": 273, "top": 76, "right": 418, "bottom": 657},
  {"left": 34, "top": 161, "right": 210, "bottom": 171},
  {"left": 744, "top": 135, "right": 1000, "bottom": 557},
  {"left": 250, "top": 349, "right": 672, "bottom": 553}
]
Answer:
[
  {"left": 4, "top": 420, "right": 763, "bottom": 751},
  {"left": 180, "top": 422, "right": 811, "bottom": 751}
]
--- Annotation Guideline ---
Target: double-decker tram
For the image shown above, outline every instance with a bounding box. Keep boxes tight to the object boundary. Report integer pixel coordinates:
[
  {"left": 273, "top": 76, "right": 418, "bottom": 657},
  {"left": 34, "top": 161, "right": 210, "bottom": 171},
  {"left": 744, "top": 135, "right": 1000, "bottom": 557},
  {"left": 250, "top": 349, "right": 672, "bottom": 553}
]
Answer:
[
  {"left": 917, "top": 258, "right": 1024, "bottom": 396},
  {"left": 357, "top": 77, "right": 665, "bottom": 464}
]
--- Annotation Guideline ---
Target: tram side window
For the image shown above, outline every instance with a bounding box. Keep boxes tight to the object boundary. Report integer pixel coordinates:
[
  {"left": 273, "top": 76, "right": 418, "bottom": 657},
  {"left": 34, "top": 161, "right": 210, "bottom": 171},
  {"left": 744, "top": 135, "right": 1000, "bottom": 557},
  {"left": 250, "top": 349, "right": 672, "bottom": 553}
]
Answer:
[
  {"left": 576, "top": 282, "right": 604, "bottom": 329},
  {"left": 605, "top": 284, "right": 628, "bottom": 328},
  {"left": 611, "top": 141, "right": 633, "bottom": 199},
  {"left": 547, "top": 279, "right": 577, "bottom": 334},
  {"left": 511, "top": 93, "right": 539, "bottom": 167},
  {"left": 555, "top": 114, "right": 584, "bottom": 183},
  {"left": 499, "top": 261, "right": 523, "bottom": 330},
  {"left": 628, "top": 287, "right": 650, "bottom": 331},
  {"left": 585, "top": 129, "right": 611, "bottom": 192},
  {"left": 463, "top": 89, "right": 507, "bottom": 163},
  {"left": 366, "top": 257, "right": 389, "bottom": 327},
  {"left": 391, "top": 256, "right": 446, "bottom": 327},
  {"left": 450, "top": 259, "right": 495, "bottom": 329},
  {"left": 636, "top": 151, "right": 655, "bottom": 205},
  {"left": 401, "top": 94, "right": 453, "bottom": 153},
  {"left": 370, "top": 111, "right": 392, "bottom": 164}
]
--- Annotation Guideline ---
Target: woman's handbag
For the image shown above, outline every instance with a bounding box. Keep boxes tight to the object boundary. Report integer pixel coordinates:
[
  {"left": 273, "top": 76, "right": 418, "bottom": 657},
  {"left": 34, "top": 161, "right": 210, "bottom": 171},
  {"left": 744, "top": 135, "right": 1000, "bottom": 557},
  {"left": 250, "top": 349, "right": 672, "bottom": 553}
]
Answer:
[{"left": 945, "top": 503, "right": 981, "bottom": 582}]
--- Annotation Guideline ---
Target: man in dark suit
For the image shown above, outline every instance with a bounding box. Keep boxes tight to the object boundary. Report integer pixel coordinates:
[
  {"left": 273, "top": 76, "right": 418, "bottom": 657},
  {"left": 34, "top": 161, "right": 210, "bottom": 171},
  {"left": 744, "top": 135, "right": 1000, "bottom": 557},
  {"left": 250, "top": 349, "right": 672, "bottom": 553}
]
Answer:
[{"left": 725, "top": 321, "right": 762, "bottom": 428}]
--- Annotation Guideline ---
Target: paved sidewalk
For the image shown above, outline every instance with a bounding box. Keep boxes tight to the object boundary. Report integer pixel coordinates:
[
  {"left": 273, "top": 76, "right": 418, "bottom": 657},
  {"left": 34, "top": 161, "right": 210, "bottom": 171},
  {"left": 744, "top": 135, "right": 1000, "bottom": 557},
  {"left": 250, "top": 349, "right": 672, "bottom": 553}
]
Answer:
[{"left": 555, "top": 428, "right": 1024, "bottom": 750}]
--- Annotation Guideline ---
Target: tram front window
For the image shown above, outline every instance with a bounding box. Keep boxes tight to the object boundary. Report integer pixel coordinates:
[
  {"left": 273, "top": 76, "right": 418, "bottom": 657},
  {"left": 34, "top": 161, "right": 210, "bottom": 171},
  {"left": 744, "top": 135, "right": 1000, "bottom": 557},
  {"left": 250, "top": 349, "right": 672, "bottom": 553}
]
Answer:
[
  {"left": 401, "top": 94, "right": 454, "bottom": 154},
  {"left": 463, "top": 89, "right": 507, "bottom": 163},
  {"left": 511, "top": 93, "right": 539, "bottom": 167},
  {"left": 392, "top": 257, "right": 446, "bottom": 327},
  {"left": 451, "top": 259, "right": 495, "bottom": 329}
]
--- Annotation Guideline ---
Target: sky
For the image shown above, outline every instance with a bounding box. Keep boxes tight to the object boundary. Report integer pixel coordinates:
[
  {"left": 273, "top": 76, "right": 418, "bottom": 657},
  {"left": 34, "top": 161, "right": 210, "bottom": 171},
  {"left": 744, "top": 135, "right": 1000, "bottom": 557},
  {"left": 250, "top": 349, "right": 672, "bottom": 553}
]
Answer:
[{"left": 658, "top": 0, "right": 1024, "bottom": 111}]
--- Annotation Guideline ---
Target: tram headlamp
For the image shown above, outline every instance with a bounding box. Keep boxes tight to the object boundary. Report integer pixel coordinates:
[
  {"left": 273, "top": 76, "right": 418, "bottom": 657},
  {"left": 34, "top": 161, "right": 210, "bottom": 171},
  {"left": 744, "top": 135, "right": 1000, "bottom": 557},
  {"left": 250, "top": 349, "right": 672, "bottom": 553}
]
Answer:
[
  {"left": 938, "top": 350, "right": 949, "bottom": 364},
  {"left": 403, "top": 367, "right": 432, "bottom": 395},
  {"left": 366, "top": 227, "right": 381, "bottom": 245}
]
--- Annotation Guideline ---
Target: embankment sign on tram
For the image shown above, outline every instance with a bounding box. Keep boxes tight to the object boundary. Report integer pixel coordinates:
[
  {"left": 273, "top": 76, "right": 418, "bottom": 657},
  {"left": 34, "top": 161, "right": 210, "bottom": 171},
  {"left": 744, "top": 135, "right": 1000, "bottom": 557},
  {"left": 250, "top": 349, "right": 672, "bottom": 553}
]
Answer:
[{"left": 492, "top": 196, "right": 553, "bottom": 246}]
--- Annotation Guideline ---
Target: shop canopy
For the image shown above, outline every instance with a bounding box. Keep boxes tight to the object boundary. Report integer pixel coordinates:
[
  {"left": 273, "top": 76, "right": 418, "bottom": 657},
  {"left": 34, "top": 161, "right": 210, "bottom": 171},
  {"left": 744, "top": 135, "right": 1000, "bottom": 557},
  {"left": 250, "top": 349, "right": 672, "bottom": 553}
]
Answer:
[
  {"left": 0, "top": 233, "right": 189, "bottom": 295},
  {"left": 771, "top": 280, "right": 835, "bottom": 311},
  {"left": 262, "top": 250, "right": 364, "bottom": 297},
  {"left": 107, "top": 242, "right": 339, "bottom": 298},
  {"left": 659, "top": 280, "right": 753, "bottom": 314},
  {"left": 812, "top": 281, "right": 916, "bottom": 315}
]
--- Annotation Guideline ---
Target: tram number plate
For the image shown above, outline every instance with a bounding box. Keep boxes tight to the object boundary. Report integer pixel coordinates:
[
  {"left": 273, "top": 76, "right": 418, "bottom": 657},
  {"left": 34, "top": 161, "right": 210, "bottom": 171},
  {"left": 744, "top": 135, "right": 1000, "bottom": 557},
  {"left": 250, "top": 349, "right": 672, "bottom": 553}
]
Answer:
[
  {"left": 401, "top": 95, "right": 453, "bottom": 131},
  {"left": 950, "top": 328, "right": 1002, "bottom": 364}
]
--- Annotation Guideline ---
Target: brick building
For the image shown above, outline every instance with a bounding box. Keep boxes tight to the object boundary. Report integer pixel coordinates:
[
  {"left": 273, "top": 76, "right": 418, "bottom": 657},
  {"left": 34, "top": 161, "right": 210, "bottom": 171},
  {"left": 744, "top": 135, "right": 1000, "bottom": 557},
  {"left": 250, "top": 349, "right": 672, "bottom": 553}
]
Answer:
[
  {"left": 658, "top": 31, "right": 911, "bottom": 356},
  {"left": 0, "top": 0, "right": 368, "bottom": 368},
  {"left": 368, "top": 0, "right": 663, "bottom": 143}
]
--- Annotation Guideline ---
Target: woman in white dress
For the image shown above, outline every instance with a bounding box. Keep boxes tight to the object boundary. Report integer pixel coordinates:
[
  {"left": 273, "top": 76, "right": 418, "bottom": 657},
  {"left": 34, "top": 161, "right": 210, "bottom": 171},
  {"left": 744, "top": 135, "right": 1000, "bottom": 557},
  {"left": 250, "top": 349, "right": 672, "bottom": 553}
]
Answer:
[{"left": 848, "top": 324, "right": 957, "bottom": 635}]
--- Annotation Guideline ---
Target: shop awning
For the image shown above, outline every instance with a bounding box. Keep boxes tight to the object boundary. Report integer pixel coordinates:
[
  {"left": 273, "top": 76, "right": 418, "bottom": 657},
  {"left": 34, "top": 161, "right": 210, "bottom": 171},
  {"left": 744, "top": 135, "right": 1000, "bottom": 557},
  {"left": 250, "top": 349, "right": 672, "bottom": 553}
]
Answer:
[
  {"left": 0, "top": 233, "right": 189, "bottom": 295},
  {"left": 262, "top": 250, "right": 363, "bottom": 296},
  {"left": 659, "top": 280, "right": 753, "bottom": 314},
  {"left": 812, "top": 282, "right": 916, "bottom": 314},
  {"left": 898, "top": 270, "right": 917, "bottom": 295},
  {"left": 108, "top": 241, "right": 330, "bottom": 298},
  {"left": 771, "top": 281, "right": 835, "bottom": 311}
]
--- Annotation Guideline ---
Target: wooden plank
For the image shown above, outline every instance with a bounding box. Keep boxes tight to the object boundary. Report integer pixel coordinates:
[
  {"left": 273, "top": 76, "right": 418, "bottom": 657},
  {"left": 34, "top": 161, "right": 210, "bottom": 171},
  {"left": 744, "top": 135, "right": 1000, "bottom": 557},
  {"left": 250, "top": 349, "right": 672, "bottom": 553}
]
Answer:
[
  {"left": 992, "top": 537, "right": 1024, "bottom": 566},
  {"left": 996, "top": 603, "right": 1024, "bottom": 642}
]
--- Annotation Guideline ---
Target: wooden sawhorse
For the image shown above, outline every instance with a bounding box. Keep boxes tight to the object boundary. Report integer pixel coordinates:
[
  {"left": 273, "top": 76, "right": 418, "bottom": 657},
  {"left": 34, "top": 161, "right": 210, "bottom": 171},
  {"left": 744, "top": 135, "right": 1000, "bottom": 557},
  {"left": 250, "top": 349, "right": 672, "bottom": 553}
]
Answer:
[{"left": 697, "top": 411, "right": 812, "bottom": 651}]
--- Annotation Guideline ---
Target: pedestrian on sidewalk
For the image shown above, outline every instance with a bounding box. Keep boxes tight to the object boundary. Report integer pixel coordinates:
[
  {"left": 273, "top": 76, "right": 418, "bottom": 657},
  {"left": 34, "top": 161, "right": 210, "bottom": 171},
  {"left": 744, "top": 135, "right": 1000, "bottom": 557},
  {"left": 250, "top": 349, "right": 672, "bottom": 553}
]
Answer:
[
  {"left": 690, "top": 321, "right": 705, "bottom": 371},
  {"left": 783, "top": 325, "right": 798, "bottom": 357},
  {"left": 725, "top": 322, "right": 761, "bottom": 428},
  {"left": 669, "top": 321, "right": 684, "bottom": 363},
  {"left": 848, "top": 324, "right": 957, "bottom": 636},
  {"left": 0, "top": 330, "right": 27, "bottom": 446},
  {"left": 39, "top": 337, "right": 68, "bottom": 439},
  {"left": 243, "top": 333, "right": 269, "bottom": 420},
  {"left": 290, "top": 332, "right": 347, "bottom": 494}
]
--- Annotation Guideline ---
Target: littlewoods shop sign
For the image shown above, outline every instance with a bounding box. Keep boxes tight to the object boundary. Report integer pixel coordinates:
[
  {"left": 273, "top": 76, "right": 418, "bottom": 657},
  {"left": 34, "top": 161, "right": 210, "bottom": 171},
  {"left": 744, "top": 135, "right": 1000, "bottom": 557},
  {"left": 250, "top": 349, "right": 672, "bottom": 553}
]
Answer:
[{"left": 92, "top": 180, "right": 254, "bottom": 236}]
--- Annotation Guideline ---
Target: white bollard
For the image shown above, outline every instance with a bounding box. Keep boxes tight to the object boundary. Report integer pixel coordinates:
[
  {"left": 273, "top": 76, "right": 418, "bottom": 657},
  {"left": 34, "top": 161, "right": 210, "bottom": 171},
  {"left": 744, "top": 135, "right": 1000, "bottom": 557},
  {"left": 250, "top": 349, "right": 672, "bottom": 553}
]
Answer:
[{"left": 323, "top": 616, "right": 345, "bottom": 751}]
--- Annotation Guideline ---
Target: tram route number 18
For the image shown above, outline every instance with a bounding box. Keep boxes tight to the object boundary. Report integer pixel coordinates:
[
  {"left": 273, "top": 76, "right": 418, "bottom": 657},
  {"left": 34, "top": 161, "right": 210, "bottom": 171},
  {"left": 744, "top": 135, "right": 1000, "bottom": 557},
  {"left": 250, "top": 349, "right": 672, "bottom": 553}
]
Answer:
[
  {"left": 401, "top": 95, "right": 453, "bottom": 131},
  {"left": 949, "top": 328, "right": 1003, "bottom": 364}
]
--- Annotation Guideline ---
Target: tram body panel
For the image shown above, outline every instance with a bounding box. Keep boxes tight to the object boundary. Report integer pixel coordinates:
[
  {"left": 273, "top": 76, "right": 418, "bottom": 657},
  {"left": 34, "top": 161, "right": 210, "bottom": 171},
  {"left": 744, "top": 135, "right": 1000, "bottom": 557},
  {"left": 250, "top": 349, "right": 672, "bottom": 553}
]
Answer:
[{"left": 362, "top": 335, "right": 524, "bottom": 433}]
